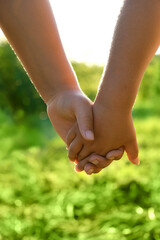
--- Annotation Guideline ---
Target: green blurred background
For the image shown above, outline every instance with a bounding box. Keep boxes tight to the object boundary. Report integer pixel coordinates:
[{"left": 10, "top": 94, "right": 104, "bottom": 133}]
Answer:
[{"left": 1, "top": 41, "right": 160, "bottom": 240}]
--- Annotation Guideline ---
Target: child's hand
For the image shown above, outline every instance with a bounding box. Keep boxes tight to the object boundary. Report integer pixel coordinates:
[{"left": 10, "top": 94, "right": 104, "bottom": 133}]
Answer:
[
  {"left": 74, "top": 148, "right": 124, "bottom": 174},
  {"left": 47, "top": 89, "right": 124, "bottom": 171},
  {"left": 47, "top": 89, "right": 95, "bottom": 143},
  {"left": 66, "top": 100, "right": 139, "bottom": 174}
]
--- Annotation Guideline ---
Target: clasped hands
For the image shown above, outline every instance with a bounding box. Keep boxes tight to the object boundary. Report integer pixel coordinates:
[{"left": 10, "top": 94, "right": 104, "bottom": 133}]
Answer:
[{"left": 47, "top": 87, "right": 139, "bottom": 175}]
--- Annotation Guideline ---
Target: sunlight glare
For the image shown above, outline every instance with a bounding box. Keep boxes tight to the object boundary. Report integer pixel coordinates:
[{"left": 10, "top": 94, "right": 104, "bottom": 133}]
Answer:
[
  {"left": 49, "top": 0, "right": 124, "bottom": 65},
  {"left": 0, "top": 1, "right": 160, "bottom": 64}
]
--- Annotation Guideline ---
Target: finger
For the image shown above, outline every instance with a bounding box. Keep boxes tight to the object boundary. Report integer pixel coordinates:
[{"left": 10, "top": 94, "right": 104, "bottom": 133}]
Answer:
[
  {"left": 87, "top": 154, "right": 113, "bottom": 169},
  {"left": 77, "top": 145, "right": 93, "bottom": 162},
  {"left": 68, "top": 137, "right": 83, "bottom": 161},
  {"left": 65, "top": 125, "right": 76, "bottom": 147},
  {"left": 84, "top": 163, "right": 102, "bottom": 175},
  {"left": 125, "top": 139, "right": 139, "bottom": 165},
  {"left": 74, "top": 99, "right": 94, "bottom": 141},
  {"left": 75, "top": 162, "right": 101, "bottom": 174},
  {"left": 75, "top": 154, "right": 113, "bottom": 172},
  {"left": 75, "top": 155, "right": 95, "bottom": 172},
  {"left": 106, "top": 147, "right": 124, "bottom": 161}
]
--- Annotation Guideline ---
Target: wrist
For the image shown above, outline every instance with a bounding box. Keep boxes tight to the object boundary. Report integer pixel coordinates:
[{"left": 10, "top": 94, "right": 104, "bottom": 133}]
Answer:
[
  {"left": 39, "top": 65, "right": 80, "bottom": 104},
  {"left": 94, "top": 93, "right": 133, "bottom": 115},
  {"left": 95, "top": 76, "right": 135, "bottom": 114}
]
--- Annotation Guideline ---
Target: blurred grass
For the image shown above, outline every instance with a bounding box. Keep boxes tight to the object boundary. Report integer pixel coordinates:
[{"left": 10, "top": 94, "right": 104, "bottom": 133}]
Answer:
[{"left": 1, "top": 60, "right": 160, "bottom": 240}]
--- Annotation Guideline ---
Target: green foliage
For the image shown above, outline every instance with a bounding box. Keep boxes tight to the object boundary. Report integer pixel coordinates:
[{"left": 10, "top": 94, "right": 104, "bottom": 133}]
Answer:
[
  {"left": 0, "top": 42, "right": 45, "bottom": 116},
  {"left": 1, "top": 106, "right": 160, "bottom": 240},
  {"left": 72, "top": 62, "right": 103, "bottom": 101},
  {"left": 1, "top": 40, "right": 160, "bottom": 117},
  {"left": 139, "top": 55, "right": 160, "bottom": 100},
  {"left": 0, "top": 42, "right": 103, "bottom": 119},
  {"left": 1, "top": 41, "right": 160, "bottom": 239}
]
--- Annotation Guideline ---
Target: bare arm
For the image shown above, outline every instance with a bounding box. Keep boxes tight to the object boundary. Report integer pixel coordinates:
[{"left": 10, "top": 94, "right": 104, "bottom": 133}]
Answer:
[
  {"left": 96, "top": 0, "right": 160, "bottom": 110},
  {"left": 0, "top": 0, "right": 97, "bottom": 141},
  {"left": 68, "top": 0, "right": 160, "bottom": 174},
  {"left": 0, "top": 0, "right": 79, "bottom": 103}
]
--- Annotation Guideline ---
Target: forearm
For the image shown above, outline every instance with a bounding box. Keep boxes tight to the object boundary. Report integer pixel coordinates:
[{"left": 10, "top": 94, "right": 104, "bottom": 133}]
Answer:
[
  {"left": 0, "top": 0, "right": 79, "bottom": 103},
  {"left": 96, "top": 0, "right": 160, "bottom": 111}
]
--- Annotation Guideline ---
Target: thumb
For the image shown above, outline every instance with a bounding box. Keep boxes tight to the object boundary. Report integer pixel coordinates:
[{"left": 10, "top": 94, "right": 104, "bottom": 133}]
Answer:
[
  {"left": 74, "top": 100, "right": 94, "bottom": 141},
  {"left": 125, "top": 138, "right": 139, "bottom": 165}
]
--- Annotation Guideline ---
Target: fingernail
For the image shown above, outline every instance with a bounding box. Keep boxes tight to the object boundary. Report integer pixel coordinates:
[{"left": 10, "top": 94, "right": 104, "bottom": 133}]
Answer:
[
  {"left": 133, "top": 157, "right": 140, "bottom": 165},
  {"left": 90, "top": 159, "right": 99, "bottom": 165},
  {"left": 87, "top": 168, "right": 94, "bottom": 175},
  {"left": 85, "top": 130, "right": 94, "bottom": 141}
]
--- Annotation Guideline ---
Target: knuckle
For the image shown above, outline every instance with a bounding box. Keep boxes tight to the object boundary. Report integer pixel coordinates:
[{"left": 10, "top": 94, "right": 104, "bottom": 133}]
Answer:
[{"left": 115, "top": 152, "right": 124, "bottom": 160}]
